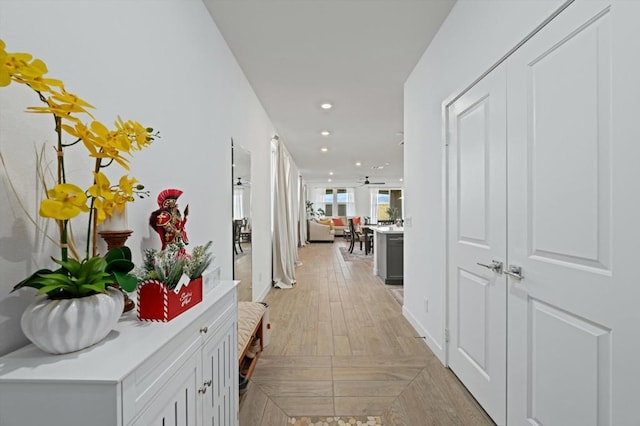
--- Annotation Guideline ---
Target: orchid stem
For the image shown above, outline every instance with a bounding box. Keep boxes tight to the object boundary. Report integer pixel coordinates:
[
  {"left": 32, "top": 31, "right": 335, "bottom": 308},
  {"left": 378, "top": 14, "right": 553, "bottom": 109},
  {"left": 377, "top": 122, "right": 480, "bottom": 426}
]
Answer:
[
  {"left": 86, "top": 156, "right": 104, "bottom": 258},
  {"left": 61, "top": 220, "right": 68, "bottom": 262}
]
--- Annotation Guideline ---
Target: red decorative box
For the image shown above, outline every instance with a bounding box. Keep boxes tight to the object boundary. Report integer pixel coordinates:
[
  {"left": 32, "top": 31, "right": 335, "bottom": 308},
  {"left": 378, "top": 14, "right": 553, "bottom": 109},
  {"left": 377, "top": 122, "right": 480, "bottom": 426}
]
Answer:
[{"left": 137, "top": 276, "right": 203, "bottom": 322}]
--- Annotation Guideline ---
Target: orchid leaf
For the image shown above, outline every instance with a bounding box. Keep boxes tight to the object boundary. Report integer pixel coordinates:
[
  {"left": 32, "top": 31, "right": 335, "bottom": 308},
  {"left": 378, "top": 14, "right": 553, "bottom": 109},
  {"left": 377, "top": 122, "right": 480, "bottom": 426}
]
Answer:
[
  {"left": 106, "top": 259, "right": 134, "bottom": 274},
  {"left": 113, "top": 271, "right": 137, "bottom": 292}
]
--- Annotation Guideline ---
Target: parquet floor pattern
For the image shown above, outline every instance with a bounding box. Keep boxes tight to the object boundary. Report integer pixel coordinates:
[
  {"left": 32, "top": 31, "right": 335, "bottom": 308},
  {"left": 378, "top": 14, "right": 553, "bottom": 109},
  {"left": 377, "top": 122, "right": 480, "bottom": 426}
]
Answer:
[{"left": 240, "top": 241, "right": 495, "bottom": 426}]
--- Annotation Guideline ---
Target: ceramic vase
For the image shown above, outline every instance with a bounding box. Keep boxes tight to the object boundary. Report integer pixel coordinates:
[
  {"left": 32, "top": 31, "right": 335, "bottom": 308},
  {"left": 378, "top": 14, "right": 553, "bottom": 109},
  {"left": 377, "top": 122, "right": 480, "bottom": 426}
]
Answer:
[{"left": 21, "top": 287, "right": 124, "bottom": 354}]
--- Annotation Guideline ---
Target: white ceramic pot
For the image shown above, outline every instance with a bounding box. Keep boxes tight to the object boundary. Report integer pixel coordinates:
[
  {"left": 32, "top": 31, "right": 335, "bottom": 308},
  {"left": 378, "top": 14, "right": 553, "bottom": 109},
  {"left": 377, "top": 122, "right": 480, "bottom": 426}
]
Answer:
[{"left": 21, "top": 287, "right": 124, "bottom": 354}]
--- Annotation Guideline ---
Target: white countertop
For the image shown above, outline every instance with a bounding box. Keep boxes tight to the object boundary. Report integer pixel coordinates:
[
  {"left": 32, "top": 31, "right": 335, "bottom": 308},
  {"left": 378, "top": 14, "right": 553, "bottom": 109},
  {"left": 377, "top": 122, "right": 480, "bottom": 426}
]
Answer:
[{"left": 371, "top": 226, "right": 404, "bottom": 234}]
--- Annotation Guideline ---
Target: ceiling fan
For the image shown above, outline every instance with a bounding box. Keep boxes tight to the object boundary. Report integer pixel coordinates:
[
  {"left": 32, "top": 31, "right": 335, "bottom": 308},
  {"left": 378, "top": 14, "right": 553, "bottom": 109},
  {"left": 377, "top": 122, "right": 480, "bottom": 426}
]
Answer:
[{"left": 360, "top": 176, "right": 386, "bottom": 185}]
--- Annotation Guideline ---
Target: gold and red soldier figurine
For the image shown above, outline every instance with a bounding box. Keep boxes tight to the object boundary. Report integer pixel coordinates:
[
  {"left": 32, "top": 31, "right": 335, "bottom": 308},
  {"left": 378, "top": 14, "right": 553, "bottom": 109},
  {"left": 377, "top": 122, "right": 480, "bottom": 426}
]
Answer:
[{"left": 150, "top": 189, "right": 189, "bottom": 250}]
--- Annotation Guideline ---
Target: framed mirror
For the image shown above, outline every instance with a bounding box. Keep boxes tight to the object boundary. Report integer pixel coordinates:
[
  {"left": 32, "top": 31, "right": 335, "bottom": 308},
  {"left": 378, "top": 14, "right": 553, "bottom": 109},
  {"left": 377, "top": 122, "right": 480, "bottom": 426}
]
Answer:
[{"left": 232, "top": 141, "right": 252, "bottom": 301}]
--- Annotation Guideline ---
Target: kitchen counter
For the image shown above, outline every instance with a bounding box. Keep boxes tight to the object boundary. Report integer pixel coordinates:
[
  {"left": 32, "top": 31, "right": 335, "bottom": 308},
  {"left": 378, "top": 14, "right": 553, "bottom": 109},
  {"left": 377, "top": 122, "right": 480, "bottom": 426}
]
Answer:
[{"left": 371, "top": 226, "right": 404, "bottom": 284}]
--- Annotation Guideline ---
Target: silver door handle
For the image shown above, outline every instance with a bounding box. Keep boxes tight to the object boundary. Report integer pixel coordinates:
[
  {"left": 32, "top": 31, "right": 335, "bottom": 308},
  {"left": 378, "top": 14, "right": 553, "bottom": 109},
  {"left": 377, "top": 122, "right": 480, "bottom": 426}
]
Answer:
[
  {"left": 477, "top": 260, "right": 503, "bottom": 273},
  {"left": 504, "top": 265, "right": 523, "bottom": 280}
]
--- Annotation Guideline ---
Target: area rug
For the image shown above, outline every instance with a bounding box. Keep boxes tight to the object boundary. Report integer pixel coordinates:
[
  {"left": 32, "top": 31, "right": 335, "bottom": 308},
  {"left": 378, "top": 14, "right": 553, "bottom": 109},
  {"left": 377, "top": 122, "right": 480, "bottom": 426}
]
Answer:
[
  {"left": 339, "top": 246, "right": 373, "bottom": 262},
  {"left": 288, "top": 416, "right": 382, "bottom": 426},
  {"left": 388, "top": 287, "right": 404, "bottom": 305}
]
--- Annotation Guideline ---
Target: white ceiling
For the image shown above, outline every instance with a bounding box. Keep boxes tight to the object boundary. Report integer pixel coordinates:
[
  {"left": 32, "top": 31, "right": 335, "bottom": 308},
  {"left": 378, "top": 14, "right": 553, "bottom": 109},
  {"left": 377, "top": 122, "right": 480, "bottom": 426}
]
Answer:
[{"left": 203, "top": 0, "right": 455, "bottom": 185}]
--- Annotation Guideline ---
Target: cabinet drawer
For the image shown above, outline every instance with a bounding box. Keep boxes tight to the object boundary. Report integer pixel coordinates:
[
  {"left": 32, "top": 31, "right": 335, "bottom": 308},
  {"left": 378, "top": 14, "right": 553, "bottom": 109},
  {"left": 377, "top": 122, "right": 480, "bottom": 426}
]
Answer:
[
  {"left": 122, "top": 327, "right": 201, "bottom": 425},
  {"left": 199, "top": 292, "right": 237, "bottom": 344}
]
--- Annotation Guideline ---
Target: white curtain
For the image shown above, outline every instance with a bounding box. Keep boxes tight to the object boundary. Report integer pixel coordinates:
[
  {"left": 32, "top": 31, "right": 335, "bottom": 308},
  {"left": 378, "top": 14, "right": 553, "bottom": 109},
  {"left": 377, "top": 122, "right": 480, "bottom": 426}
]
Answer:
[
  {"left": 272, "top": 139, "right": 299, "bottom": 289},
  {"left": 299, "top": 178, "right": 307, "bottom": 246},
  {"left": 346, "top": 188, "right": 356, "bottom": 216},
  {"left": 233, "top": 188, "right": 244, "bottom": 219},
  {"left": 369, "top": 188, "right": 379, "bottom": 223},
  {"left": 287, "top": 158, "right": 302, "bottom": 266}
]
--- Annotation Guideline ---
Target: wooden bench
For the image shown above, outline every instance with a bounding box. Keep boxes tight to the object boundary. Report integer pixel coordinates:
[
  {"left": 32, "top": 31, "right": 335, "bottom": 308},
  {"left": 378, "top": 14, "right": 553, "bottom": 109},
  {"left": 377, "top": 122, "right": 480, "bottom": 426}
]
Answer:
[{"left": 237, "top": 302, "right": 266, "bottom": 380}]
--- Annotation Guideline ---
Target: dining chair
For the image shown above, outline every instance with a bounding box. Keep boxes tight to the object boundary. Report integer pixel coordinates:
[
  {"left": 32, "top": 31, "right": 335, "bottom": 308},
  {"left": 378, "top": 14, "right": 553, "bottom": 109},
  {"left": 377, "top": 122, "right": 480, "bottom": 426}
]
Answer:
[{"left": 233, "top": 219, "right": 244, "bottom": 254}]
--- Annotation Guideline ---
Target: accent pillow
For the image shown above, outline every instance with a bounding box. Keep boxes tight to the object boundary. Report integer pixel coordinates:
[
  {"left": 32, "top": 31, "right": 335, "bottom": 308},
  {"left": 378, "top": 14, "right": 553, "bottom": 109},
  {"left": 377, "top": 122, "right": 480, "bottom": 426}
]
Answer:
[
  {"left": 318, "top": 218, "right": 334, "bottom": 230},
  {"left": 332, "top": 217, "right": 344, "bottom": 226},
  {"left": 352, "top": 217, "right": 361, "bottom": 227}
]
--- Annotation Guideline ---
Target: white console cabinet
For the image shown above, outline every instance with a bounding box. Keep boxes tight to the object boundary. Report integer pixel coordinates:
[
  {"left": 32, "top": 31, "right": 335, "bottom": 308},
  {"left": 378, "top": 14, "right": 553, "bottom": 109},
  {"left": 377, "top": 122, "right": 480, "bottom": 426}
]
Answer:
[{"left": 0, "top": 281, "right": 238, "bottom": 426}]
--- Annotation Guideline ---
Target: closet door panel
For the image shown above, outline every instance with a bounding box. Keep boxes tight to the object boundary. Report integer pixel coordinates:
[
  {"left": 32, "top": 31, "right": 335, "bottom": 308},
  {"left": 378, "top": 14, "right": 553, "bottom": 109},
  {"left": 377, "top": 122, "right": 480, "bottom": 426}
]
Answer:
[
  {"left": 507, "top": 2, "right": 617, "bottom": 425},
  {"left": 447, "top": 64, "right": 507, "bottom": 426}
]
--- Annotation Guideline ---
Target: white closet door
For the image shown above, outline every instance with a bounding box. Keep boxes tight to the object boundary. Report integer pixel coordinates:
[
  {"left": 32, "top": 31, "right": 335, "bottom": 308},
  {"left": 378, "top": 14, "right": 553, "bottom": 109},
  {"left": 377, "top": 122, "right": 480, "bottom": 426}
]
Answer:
[
  {"left": 507, "top": 1, "right": 640, "bottom": 424},
  {"left": 447, "top": 64, "right": 507, "bottom": 426}
]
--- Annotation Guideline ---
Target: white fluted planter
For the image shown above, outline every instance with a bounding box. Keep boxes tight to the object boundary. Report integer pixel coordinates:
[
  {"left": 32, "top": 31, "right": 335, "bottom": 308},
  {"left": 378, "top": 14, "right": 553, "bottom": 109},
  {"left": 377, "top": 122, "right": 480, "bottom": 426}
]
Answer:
[{"left": 21, "top": 287, "right": 124, "bottom": 354}]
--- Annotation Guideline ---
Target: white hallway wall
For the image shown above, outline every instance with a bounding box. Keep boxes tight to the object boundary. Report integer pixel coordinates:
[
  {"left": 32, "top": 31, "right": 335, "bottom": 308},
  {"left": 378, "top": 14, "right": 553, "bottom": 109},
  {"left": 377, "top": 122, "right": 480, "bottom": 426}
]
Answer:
[
  {"left": 403, "top": 0, "right": 565, "bottom": 362},
  {"left": 0, "top": 0, "right": 275, "bottom": 356}
]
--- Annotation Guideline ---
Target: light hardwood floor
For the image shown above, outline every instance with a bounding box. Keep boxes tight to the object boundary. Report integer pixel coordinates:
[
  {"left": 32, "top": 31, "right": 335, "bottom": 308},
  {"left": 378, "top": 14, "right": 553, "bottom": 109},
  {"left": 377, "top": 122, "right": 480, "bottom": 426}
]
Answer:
[{"left": 240, "top": 240, "right": 495, "bottom": 426}]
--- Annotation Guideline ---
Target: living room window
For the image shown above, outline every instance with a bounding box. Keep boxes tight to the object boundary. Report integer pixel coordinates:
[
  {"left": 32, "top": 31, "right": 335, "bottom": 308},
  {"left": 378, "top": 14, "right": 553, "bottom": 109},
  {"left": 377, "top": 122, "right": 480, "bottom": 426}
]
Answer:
[
  {"left": 370, "top": 189, "right": 403, "bottom": 222},
  {"left": 323, "top": 189, "right": 334, "bottom": 217},
  {"left": 336, "top": 188, "right": 347, "bottom": 216},
  {"left": 319, "top": 188, "right": 355, "bottom": 217}
]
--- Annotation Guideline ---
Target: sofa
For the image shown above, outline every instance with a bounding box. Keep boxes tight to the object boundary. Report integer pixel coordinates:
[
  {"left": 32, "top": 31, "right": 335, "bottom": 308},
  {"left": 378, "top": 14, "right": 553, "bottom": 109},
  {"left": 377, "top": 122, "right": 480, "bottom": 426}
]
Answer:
[
  {"left": 329, "top": 216, "right": 361, "bottom": 236},
  {"left": 308, "top": 219, "right": 335, "bottom": 242}
]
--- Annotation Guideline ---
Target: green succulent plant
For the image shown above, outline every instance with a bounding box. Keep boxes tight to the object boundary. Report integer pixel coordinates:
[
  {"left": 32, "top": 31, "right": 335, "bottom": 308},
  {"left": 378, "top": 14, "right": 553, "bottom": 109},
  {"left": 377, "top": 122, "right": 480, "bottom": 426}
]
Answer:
[{"left": 13, "top": 246, "right": 137, "bottom": 299}]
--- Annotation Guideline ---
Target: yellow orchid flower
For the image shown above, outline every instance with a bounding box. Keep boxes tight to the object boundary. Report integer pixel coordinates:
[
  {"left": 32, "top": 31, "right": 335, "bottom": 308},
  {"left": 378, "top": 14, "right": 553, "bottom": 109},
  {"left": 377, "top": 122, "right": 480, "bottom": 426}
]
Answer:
[
  {"left": 90, "top": 119, "right": 110, "bottom": 137},
  {"left": 88, "top": 172, "right": 114, "bottom": 200},
  {"left": 92, "top": 198, "right": 116, "bottom": 224},
  {"left": 113, "top": 192, "right": 129, "bottom": 212},
  {"left": 0, "top": 40, "right": 10, "bottom": 87},
  {"left": 90, "top": 120, "right": 116, "bottom": 149},
  {"left": 113, "top": 130, "right": 133, "bottom": 154},
  {"left": 20, "top": 76, "right": 64, "bottom": 93},
  {"left": 92, "top": 198, "right": 107, "bottom": 224},
  {"left": 118, "top": 175, "right": 138, "bottom": 198},
  {"left": 90, "top": 147, "right": 131, "bottom": 170},
  {"left": 27, "top": 90, "right": 95, "bottom": 120},
  {"left": 3, "top": 52, "right": 34, "bottom": 74},
  {"left": 39, "top": 183, "right": 90, "bottom": 220},
  {"left": 61, "top": 122, "right": 99, "bottom": 155},
  {"left": 115, "top": 117, "right": 147, "bottom": 151},
  {"left": 11, "top": 57, "right": 47, "bottom": 78},
  {"left": 51, "top": 90, "right": 94, "bottom": 111},
  {"left": 129, "top": 120, "right": 154, "bottom": 150}
]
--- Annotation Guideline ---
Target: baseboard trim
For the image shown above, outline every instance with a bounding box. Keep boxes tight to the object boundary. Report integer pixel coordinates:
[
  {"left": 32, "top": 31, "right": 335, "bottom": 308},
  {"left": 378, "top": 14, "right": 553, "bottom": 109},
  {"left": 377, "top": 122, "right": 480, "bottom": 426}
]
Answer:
[{"left": 403, "top": 306, "right": 446, "bottom": 365}]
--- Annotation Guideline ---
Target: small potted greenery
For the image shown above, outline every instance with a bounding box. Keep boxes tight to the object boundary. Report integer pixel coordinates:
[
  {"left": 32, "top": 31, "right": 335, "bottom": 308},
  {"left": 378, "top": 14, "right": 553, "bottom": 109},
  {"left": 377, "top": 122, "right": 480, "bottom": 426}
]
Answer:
[{"left": 136, "top": 242, "right": 215, "bottom": 322}]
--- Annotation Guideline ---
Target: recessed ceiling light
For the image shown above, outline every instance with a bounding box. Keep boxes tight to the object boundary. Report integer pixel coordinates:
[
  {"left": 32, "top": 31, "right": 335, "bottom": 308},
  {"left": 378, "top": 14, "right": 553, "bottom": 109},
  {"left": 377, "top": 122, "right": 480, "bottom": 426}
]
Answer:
[
  {"left": 321, "top": 131, "right": 331, "bottom": 136},
  {"left": 355, "top": 162, "right": 361, "bottom": 166},
  {"left": 400, "top": 178, "right": 404, "bottom": 182},
  {"left": 395, "top": 131, "right": 404, "bottom": 136},
  {"left": 329, "top": 172, "right": 334, "bottom": 176},
  {"left": 328, "top": 178, "right": 332, "bottom": 182},
  {"left": 321, "top": 103, "right": 333, "bottom": 110},
  {"left": 321, "top": 147, "right": 328, "bottom": 152}
]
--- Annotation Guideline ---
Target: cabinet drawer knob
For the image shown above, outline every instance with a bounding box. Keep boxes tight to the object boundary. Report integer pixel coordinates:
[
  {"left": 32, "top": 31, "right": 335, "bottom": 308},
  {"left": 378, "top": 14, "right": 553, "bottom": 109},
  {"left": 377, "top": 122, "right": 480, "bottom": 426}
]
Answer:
[
  {"left": 200, "top": 326, "right": 208, "bottom": 334},
  {"left": 198, "top": 386, "right": 207, "bottom": 394}
]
